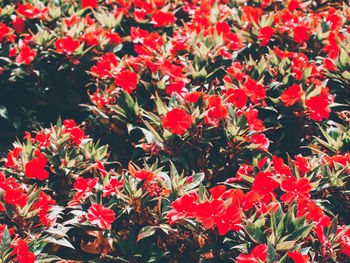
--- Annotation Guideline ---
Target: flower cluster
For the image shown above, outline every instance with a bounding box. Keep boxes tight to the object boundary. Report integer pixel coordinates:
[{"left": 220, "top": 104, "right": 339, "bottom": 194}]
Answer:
[{"left": 0, "top": 0, "right": 349, "bottom": 262}]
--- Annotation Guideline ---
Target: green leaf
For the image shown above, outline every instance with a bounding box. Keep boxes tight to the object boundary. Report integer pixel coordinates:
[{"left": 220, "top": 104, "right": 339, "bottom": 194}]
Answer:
[
  {"left": 276, "top": 241, "right": 295, "bottom": 251},
  {"left": 0, "top": 226, "right": 11, "bottom": 255},
  {"left": 137, "top": 226, "right": 157, "bottom": 242},
  {"left": 244, "top": 221, "right": 266, "bottom": 244},
  {"left": 266, "top": 240, "right": 278, "bottom": 263}
]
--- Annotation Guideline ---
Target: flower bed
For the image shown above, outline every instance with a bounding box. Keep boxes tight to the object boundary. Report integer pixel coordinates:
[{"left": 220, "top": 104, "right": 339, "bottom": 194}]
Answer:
[{"left": 0, "top": 0, "right": 350, "bottom": 262}]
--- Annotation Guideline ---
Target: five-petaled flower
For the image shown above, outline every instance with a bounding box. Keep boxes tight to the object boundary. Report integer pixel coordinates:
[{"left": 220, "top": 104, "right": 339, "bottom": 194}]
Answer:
[
  {"left": 87, "top": 204, "right": 116, "bottom": 229},
  {"left": 162, "top": 108, "right": 193, "bottom": 135}
]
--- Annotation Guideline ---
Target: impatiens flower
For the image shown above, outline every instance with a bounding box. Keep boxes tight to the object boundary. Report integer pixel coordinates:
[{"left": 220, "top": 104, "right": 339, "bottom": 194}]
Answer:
[
  {"left": 74, "top": 177, "right": 99, "bottom": 192},
  {"left": 87, "top": 204, "right": 116, "bottom": 229},
  {"left": 13, "top": 240, "right": 36, "bottom": 263},
  {"left": 251, "top": 171, "right": 279, "bottom": 203},
  {"left": 25, "top": 150, "right": 49, "bottom": 180},
  {"left": 287, "top": 250, "right": 310, "bottom": 263},
  {"left": 114, "top": 69, "right": 138, "bottom": 93},
  {"left": 280, "top": 84, "right": 305, "bottom": 106},
  {"left": 81, "top": 0, "right": 98, "bottom": 8},
  {"left": 215, "top": 199, "right": 242, "bottom": 235},
  {"left": 33, "top": 191, "right": 56, "bottom": 226},
  {"left": 0, "top": 23, "right": 10, "bottom": 42},
  {"left": 226, "top": 89, "right": 247, "bottom": 109},
  {"left": 167, "top": 194, "right": 198, "bottom": 224},
  {"left": 162, "top": 108, "right": 193, "bottom": 135},
  {"left": 244, "top": 106, "right": 265, "bottom": 132},
  {"left": 293, "top": 154, "right": 311, "bottom": 174},
  {"left": 323, "top": 58, "right": 336, "bottom": 71},
  {"left": 55, "top": 35, "right": 80, "bottom": 56},
  {"left": 236, "top": 244, "right": 268, "bottom": 263},
  {"left": 15, "top": 45, "right": 36, "bottom": 64},
  {"left": 195, "top": 199, "right": 226, "bottom": 230},
  {"left": 68, "top": 126, "right": 86, "bottom": 145},
  {"left": 16, "top": 3, "right": 47, "bottom": 19},
  {"left": 258, "top": 26, "right": 276, "bottom": 46},
  {"left": 294, "top": 26, "right": 309, "bottom": 43},
  {"left": 133, "top": 169, "right": 157, "bottom": 183},
  {"left": 280, "top": 177, "right": 311, "bottom": 203},
  {"left": 251, "top": 133, "right": 270, "bottom": 151},
  {"left": 151, "top": 11, "right": 176, "bottom": 27},
  {"left": 12, "top": 16, "right": 26, "bottom": 33},
  {"left": 103, "top": 177, "right": 123, "bottom": 197},
  {"left": 204, "top": 95, "right": 228, "bottom": 127},
  {"left": 243, "top": 78, "right": 266, "bottom": 104},
  {"left": 305, "top": 96, "right": 331, "bottom": 121},
  {"left": 4, "top": 187, "right": 27, "bottom": 207},
  {"left": 4, "top": 147, "right": 22, "bottom": 168},
  {"left": 35, "top": 130, "right": 52, "bottom": 148}
]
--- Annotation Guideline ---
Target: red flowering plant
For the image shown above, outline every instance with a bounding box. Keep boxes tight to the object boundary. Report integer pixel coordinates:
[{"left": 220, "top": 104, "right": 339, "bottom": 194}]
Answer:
[{"left": 0, "top": 0, "right": 349, "bottom": 261}]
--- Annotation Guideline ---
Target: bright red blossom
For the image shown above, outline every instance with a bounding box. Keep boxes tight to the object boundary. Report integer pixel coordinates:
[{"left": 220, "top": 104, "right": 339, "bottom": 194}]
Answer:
[
  {"left": 151, "top": 11, "right": 176, "bottom": 27},
  {"left": 14, "top": 240, "right": 36, "bottom": 263},
  {"left": 258, "top": 26, "right": 276, "bottom": 46},
  {"left": 287, "top": 250, "right": 310, "bottom": 263},
  {"left": 87, "top": 204, "right": 115, "bottom": 229},
  {"left": 81, "top": 0, "right": 98, "bottom": 8},
  {"left": 162, "top": 108, "right": 193, "bottom": 135},
  {"left": 280, "top": 84, "right": 305, "bottom": 106},
  {"left": 236, "top": 244, "right": 268, "bottom": 263},
  {"left": 114, "top": 69, "right": 138, "bottom": 93},
  {"left": 25, "top": 150, "right": 49, "bottom": 180},
  {"left": 55, "top": 35, "right": 80, "bottom": 56},
  {"left": 280, "top": 177, "right": 311, "bottom": 203},
  {"left": 15, "top": 45, "right": 36, "bottom": 64}
]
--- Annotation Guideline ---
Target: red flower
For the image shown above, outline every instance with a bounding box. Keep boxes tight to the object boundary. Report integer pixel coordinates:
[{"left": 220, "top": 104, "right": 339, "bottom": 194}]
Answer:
[
  {"left": 195, "top": 199, "right": 226, "bottom": 230},
  {"left": 133, "top": 169, "right": 157, "bottom": 183},
  {"left": 294, "top": 26, "right": 309, "bottom": 43},
  {"left": 114, "top": 69, "right": 138, "bottom": 93},
  {"left": 16, "top": 3, "right": 47, "bottom": 19},
  {"left": 55, "top": 35, "right": 80, "bottom": 56},
  {"left": 226, "top": 89, "right": 247, "bottom": 109},
  {"left": 167, "top": 194, "right": 198, "bottom": 224},
  {"left": 243, "top": 78, "right": 266, "bottom": 104},
  {"left": 251, "top": 133, "right": 270, "bottom": 151},
  {"left": 258, "top": 26, "right": 276, "bottom": 46},
  {"left": 236, "top": 244, "right": 268, "bottom": 263},
  {"left": 4, "top": 187, "right": 27, "bottom": 207},
  {"left": 280, "top": 84, "right": 305, "bottom": 106},
  {"left": 81, "top": 0, "right": 98, "bottom": 8},
  {"left": 151, "top": 11, "right": 176, "bottom": 27},
  {"left": 251, "top": 171, "right": 279, "bottom": 203},
  {"left": 25, "top": 150, "right": 49, "bottom": 180},
  {"left": 87, "top": 204, "right": 115, "bottom": 229},
  {"left": 69, "top": 127, "right": 86, "bottom": 145},
  {"left": 323, "top": 58, "right": 336, "bottom": 71},
  {"left": 215, "top": 199, "right": 242, "bottom": 235},
  {"left": 162, "top": 108, "right": 193, "bottom": 135},
  {"left": 293, "top": 154, "right": 311, "bottom": 174},
  {"left": 280, "top": 177, "right": 311, "bottom": 203},
  {"left": 33, "top": 191, "right": 56, "bottom": 226},
  {"left": 12, "top": 16, "right": 26, "bottom": 33},
  {"left": 0, "top": 23, "right": 10, "bottom": 42},
  {"left": 15, "top": 46, "right": 36, "bottom": 65},
  {"left": 287, "top": 251, "right": 310, "bottom": 263},
  {"left": 105, "top": 30, "right": 124, "bottom": 44},
  {"left": 244, "top": 106, "right": 265, "bottom": 132},
  {"left": 204, "top": 95, "right": 228, "bottom": 127},
  {"left": 13, "top": 240, "right": 36, "bottom": 263},
  {"left": 305, "top": 96, "right": 331, "bottom": 121},
  {"left": 4, "top": 147, "right": 22, "bottom": 168},
  {"left": 74, "top": 177, "right": 98, "bottom": 192},
  {"left": 103, "top": 177, "right": 123, "bottom": 197}
]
